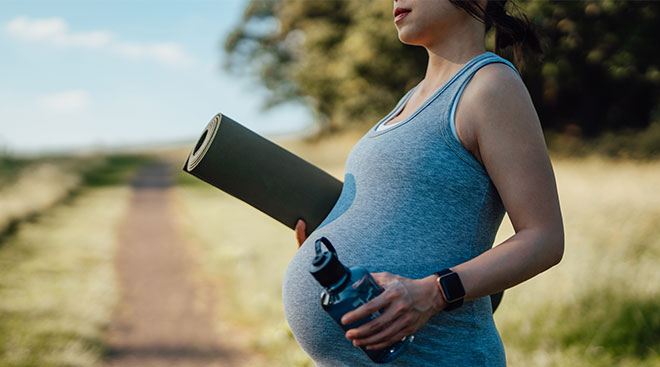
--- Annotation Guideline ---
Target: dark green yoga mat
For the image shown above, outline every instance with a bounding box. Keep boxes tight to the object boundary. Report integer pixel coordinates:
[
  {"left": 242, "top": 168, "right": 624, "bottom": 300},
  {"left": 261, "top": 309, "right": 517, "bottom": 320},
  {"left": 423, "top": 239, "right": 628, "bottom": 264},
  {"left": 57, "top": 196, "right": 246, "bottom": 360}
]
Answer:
[
  {"left": 183, "top": 113, "right": 504, "bottom": 313},
  {"left": 183, "top": 113, "right": 343, "bottom": 237}
]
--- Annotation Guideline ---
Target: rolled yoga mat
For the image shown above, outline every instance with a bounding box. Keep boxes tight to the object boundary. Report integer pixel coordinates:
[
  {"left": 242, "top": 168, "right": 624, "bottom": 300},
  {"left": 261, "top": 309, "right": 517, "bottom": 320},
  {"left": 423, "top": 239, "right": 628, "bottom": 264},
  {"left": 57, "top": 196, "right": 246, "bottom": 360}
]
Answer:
[
  {"left": 183, "top": 113, "right": 343, "bottom": 237},
  {"left": 183, "top": 113, "right": 504, "bottom": 313}
]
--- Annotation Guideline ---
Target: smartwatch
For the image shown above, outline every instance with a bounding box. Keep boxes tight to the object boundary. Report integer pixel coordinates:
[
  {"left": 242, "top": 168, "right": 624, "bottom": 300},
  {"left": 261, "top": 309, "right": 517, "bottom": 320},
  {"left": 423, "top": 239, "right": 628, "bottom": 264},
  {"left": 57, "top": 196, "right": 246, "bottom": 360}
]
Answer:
[{"left": 435, "top": 269, "right": 466, "bottom": 311}]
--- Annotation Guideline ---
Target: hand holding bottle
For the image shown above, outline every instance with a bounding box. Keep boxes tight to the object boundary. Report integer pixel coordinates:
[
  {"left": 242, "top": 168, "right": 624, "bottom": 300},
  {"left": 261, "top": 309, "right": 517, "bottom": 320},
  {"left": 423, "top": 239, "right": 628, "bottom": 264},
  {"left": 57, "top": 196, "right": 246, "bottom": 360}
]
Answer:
[{"left": 341, "top": 272, "right": 446, "bottom": 351}]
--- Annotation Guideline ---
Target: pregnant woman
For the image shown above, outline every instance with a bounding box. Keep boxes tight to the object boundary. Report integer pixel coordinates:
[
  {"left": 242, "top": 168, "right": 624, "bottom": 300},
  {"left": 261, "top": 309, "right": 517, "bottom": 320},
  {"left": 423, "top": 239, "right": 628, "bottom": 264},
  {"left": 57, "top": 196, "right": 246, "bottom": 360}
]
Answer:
[{"left": 283, "top": 0, "right": 564, "bottom": 365}]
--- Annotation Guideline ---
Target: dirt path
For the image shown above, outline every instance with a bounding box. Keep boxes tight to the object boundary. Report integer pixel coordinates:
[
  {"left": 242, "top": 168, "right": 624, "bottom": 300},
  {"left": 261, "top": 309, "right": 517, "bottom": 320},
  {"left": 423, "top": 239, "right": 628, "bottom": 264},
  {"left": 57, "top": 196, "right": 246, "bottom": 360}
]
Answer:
[{"left": 105, "top": 162, "right": 258, "bottom": 367}]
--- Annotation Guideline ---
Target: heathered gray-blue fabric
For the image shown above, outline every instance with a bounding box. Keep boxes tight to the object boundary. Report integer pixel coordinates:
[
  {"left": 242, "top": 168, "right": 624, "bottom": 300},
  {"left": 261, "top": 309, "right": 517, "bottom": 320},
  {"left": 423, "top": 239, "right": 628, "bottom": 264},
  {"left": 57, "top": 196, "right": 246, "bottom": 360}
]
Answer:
[{"left": 282, "top": 52, "right": 516, "bottom": 366}]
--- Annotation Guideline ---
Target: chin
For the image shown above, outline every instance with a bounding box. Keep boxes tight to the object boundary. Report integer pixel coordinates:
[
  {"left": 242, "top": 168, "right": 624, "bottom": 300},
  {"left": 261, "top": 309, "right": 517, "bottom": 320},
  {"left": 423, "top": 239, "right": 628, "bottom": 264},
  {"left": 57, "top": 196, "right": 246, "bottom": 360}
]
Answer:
[{"left": 397, "top": 29, "right": 422, "bottom": 47}]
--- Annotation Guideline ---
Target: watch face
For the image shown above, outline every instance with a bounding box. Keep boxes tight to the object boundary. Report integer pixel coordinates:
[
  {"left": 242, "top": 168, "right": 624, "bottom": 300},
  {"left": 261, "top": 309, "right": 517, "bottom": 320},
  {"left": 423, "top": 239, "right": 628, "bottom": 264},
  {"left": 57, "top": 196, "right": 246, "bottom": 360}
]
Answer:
[{"left": 439, "top": 272, "right": 466, "bottom": 302}]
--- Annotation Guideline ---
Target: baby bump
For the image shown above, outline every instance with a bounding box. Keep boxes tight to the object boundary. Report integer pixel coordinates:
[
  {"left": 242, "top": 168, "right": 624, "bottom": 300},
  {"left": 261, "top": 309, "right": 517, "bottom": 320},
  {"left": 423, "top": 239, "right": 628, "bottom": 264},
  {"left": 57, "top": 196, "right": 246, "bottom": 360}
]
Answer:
[{"left": 281, "top": 233, "right": 364, "bottom": 364}]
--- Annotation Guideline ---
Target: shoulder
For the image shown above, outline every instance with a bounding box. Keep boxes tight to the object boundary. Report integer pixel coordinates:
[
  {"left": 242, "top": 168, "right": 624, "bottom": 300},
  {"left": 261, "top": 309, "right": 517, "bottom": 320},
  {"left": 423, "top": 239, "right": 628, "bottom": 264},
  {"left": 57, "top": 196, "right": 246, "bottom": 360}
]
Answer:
[
  {"left": 462, "top": 62, "right": 529, "bottom": 114},
  {"left": 457, "top": 61, "right": 539, "bottom": 136},
  {"left": 453, "top": 60, "right": 543, "bottom": 165}
]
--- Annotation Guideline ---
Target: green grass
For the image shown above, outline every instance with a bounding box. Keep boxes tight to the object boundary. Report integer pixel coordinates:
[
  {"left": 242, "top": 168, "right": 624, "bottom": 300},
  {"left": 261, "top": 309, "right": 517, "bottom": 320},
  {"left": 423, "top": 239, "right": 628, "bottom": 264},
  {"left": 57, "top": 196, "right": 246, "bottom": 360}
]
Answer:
[
  {"left": 494, "top": 157, "right": 660, "bottom": 367},
  {"left": 81, "top": 154, "right": 149, "bottom": 187},
  {"left": 174, "top": 185, "right": 311, "bottom": 366},
  {"left": 0, "top": 153, "right": 147, "bottom": 367},
  {"left": 172, "top": 134, "right": 355, "bottom": 366},
  {"left": 0, "top": 153, "right": 147, "bottom": 240},
  {"left": 0, "top": 186, "right": 130, "bottom": 367}
]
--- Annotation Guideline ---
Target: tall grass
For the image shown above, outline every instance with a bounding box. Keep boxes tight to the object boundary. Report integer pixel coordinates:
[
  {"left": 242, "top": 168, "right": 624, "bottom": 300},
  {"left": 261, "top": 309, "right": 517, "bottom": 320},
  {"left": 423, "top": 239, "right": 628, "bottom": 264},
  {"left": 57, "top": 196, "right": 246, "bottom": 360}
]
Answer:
[
  {"left": 494, "top": 157, "right": 660, "bottom": 366},
  {"left": 175, "top": 133, "right": 659, "bottom": 366},
  {"left": 0, "top": 153, "right": 147, "bottom": 367},
  {"left": 172, "top": 134, "right": 358, "bottom": 367},
  {"left": 0, "top": 154, "right": 147, "bottom": 238},
  {"left": 0, "top": 186, "right": 130, "bottom": 367},
  {"left": 0, "top": 164, "right": 81, "bottom": 235}
]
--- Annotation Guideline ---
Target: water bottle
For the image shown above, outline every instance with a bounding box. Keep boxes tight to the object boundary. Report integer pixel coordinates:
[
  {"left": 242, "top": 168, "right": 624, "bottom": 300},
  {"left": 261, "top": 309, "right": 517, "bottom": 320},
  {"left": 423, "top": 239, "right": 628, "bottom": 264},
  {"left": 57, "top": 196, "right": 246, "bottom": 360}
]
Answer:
[{"left": 309, "top": 237, "right": 413, "bottom": 364}]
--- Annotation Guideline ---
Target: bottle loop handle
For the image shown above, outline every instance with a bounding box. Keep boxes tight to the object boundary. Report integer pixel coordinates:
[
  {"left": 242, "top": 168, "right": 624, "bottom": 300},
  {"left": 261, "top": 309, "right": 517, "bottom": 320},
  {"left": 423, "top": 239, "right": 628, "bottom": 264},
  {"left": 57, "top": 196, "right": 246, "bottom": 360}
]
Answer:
[{"left": 314, "top": 236, "right": 337, "bottom": 257}]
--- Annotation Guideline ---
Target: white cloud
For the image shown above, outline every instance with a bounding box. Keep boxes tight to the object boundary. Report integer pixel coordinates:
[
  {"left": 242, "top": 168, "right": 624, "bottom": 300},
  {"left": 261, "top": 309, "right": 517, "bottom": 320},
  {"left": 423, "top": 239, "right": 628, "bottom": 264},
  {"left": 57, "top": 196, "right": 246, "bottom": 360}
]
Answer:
[
  {"left": 5, "top": 16, "right": 194, "bottom": 67},
  {"left": 113, "top": 41, "right": 193, "bottom": 67},
  {"left": 6, "top": 16, "right": 66, "bottom": 40},
  {"left": 38, "top": 90, "right": 91, "bottom": 112}
]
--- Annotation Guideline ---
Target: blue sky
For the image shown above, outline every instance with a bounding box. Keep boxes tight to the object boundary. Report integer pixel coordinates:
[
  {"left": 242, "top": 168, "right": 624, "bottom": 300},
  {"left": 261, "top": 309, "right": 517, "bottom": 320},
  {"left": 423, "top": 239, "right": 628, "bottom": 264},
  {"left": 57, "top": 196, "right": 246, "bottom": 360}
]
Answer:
[{"left": 0, "top": 0, "right": 315, "bottom": 154}]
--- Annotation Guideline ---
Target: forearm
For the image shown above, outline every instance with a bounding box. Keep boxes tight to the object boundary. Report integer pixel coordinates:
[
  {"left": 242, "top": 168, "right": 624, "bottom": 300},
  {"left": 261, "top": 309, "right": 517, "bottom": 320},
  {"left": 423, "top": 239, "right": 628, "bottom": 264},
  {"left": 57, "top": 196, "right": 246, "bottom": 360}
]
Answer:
[{"left": 452, "top": 227, "right": 564, "bottom": 302}]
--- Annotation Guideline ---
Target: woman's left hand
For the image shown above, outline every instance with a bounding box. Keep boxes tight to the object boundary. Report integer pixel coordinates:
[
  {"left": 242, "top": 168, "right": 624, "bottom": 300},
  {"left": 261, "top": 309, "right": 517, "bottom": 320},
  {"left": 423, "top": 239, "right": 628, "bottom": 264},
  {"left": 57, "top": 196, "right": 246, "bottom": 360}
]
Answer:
[{"left": 341, "top": 272, "right": 446, "bottom": 350}]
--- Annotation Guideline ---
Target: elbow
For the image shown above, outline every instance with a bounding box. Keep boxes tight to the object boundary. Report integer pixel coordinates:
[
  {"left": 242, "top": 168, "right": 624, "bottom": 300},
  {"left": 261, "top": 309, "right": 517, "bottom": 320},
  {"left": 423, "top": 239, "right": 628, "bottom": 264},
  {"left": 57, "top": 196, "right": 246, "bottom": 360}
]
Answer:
[{"left": 546, "top": 227, "right": 565, "bottom": 268}]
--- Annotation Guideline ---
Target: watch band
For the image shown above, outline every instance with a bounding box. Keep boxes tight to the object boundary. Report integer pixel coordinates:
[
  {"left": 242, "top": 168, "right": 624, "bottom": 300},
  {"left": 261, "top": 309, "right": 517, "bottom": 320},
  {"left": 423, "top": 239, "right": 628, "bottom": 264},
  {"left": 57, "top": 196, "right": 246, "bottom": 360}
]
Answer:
[{"left": 435, "top": 269, "right": 466, "bottom": 311}]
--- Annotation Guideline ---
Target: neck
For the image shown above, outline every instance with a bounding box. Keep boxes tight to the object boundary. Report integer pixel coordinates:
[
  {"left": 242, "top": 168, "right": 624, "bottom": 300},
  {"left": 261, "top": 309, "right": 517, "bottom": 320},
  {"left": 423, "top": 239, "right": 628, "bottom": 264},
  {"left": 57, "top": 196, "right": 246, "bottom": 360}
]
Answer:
[{"left": 419, "top": 22, "right": 486, "bottom": 93}]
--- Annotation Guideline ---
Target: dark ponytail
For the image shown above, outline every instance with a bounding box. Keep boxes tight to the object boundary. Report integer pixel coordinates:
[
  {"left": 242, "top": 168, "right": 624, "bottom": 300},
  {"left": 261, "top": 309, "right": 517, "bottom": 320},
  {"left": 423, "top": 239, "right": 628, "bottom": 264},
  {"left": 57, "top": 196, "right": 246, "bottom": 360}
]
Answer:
[{"left": 450, "top": 0, "right": 541, "bottom": 68}]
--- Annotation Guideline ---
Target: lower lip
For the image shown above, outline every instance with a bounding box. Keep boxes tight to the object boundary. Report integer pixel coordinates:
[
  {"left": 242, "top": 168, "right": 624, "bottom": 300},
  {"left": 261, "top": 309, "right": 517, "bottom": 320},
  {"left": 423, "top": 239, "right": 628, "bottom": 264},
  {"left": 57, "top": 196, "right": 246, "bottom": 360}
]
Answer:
[{"left": 394, "top": 12, "right": 409, "bottom": 23}]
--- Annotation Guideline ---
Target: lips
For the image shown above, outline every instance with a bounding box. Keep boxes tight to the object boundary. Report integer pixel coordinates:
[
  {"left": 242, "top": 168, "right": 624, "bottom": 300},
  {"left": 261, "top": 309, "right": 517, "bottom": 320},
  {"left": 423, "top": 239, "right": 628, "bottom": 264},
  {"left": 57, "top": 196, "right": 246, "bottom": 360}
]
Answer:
[{"left": 394, "top": 7, "right": 411, "bottom": 22}]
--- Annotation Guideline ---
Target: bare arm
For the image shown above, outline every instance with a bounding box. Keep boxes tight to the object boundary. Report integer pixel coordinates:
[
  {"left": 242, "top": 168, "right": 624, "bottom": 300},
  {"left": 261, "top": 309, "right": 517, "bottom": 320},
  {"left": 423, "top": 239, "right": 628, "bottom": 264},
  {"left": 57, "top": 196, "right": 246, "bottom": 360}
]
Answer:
[
  {"left": 342, "top": 63, "right": 564, "bottom": 350},
  {"left": 451, "top": 62, "right": 564, "bottom": 300}
]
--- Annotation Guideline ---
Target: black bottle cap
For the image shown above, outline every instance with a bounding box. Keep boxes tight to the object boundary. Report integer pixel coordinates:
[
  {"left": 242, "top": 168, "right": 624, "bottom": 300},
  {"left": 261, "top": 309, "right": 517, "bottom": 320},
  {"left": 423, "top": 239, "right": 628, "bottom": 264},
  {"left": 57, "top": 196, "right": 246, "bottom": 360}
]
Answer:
[{"left": 310, "top": 237, "right": 348, "bottom": 288}]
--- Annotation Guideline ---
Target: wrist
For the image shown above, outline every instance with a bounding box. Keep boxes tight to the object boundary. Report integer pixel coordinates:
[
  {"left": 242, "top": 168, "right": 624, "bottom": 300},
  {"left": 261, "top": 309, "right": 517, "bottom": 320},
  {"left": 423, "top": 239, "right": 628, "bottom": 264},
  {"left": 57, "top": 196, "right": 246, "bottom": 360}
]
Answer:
[{"left": 421, "top": 275, "right": 446, "bottom": 312}]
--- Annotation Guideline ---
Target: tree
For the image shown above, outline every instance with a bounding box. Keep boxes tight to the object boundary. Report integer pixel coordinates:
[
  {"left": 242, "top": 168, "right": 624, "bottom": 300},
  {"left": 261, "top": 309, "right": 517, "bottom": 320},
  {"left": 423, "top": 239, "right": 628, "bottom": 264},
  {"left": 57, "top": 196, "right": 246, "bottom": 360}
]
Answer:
[
  {"left": 225, "top": 0, "right": 660, "bottom": 137},
  {"left": 522, "top": 0, "right": 660, "bottom": 137}
]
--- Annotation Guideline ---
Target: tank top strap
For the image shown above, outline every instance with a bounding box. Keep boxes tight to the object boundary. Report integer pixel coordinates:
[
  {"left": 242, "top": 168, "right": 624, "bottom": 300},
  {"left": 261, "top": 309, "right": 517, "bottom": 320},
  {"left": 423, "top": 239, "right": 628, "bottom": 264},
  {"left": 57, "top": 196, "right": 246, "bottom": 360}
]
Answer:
[{"left": 438, "top": 52, "right": 520, "bottom": 173}]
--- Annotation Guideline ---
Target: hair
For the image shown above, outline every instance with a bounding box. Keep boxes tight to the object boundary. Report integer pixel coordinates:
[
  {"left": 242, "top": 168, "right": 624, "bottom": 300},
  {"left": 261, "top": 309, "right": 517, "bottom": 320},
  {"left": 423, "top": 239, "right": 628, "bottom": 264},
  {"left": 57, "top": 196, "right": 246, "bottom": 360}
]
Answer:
[{"left": 449, "top": 0, "right": 542, "bottom": 68}]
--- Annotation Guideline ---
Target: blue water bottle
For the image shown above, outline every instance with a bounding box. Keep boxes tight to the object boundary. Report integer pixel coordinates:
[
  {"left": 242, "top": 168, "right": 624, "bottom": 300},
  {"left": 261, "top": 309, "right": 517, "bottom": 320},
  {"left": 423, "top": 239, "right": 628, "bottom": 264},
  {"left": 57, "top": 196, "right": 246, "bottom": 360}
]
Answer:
[{"left": 309, "top": 237, "right": 413, "bottom": 363}]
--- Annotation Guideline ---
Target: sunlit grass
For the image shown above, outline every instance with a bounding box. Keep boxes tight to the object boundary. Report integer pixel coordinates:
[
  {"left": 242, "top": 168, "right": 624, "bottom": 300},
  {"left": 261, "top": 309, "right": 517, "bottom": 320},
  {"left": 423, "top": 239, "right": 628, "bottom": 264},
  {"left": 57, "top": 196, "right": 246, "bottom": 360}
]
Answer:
[
  {"left": 172, "top": 133, "right": 359, "bottom": 367},
  {"left": 175, "top": 132, "right": 660, "bottom": 366},
  {"left": 0, "top": 186, "right": 130, "bottom": 367},
  {"left": 174, "top": 185, "right": 310, "bottom": 366},
  {"left": 0, "top": 163, "right": 81, "bottom": 235},
  {"left": 0, "top": 154, "right": 146, "bottom": 237},
  {"left": 494, "top": 157, "right": 660, "bottom": 367}
]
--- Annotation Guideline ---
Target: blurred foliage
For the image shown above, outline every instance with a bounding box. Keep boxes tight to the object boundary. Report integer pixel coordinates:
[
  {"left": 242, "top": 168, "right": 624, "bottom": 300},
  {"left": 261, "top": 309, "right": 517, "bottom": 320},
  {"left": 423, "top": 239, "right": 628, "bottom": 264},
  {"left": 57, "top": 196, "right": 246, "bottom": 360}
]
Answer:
[
  {"left": 559, "top": 290, "right": 660, "bottom": 359},
  {"left": 547, "top": 121, "right": 660, "bottom": 159},
  {"left": 224, "top": 0, "right": 427, "bottom": 134},
  {"left": 0, "top": 153, "right": 148, "bottom": 242},
  {"left": 522, "top": 0, "right": 660, "bottom": 138},
  {"left": 224, "top": 0, "right": 660, "bottom": 140},
  {"left": 82, "top": 154, "right": 149, "bottom": 187}
]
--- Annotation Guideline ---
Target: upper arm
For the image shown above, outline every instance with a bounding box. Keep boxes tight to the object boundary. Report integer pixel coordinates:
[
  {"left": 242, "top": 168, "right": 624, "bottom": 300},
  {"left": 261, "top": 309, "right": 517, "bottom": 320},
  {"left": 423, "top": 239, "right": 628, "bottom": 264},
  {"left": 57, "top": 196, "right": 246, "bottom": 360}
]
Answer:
[{"left": 455, "top": 64, "right": 563, "bottom": 241}]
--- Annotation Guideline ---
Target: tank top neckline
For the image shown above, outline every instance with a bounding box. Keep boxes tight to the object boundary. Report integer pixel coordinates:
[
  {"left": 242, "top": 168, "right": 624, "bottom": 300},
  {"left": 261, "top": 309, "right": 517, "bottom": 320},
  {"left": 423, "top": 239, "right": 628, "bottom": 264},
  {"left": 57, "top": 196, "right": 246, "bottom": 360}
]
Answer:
[{"left": 369, "top": 51, "right": 497, "bottom": 138}]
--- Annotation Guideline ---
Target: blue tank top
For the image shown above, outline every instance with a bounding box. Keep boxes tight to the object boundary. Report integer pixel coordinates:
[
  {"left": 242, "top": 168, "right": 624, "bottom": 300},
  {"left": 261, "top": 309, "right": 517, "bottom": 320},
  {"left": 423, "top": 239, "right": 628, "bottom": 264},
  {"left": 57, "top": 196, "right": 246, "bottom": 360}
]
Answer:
[{"left": 282, "top": 52, "right": 517, "bottom": 366}]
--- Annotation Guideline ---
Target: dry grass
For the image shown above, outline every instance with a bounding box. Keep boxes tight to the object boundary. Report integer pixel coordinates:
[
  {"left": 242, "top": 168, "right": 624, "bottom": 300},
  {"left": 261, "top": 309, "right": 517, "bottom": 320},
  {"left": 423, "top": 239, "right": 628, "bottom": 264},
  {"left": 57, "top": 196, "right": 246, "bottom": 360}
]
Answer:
[
  {"left": 494, "top": 157, "right": 660, "bottom": 366},
  {"left": 0, "top": 186, "right": 130, "bottom": 367},
  {"left": 175, "top": 131, "right": 660, "bottom": 366},
  {"left": 0, "top": 163, "right": 81, "bottom": 234}
]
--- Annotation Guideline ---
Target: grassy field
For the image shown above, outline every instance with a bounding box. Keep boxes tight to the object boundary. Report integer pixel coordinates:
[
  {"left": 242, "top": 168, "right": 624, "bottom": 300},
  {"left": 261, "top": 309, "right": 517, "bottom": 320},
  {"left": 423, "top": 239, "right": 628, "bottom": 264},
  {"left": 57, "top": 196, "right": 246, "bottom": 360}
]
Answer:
[
  {"left": 0, "top": 154, "right": 145, "bottom": 367},
  {"left": 1, "top": 140, "right": 658, "bottom": 366},
  {"left": 0, "top": 154, "right": 147, "bottom": 238},
  {"left": 0, "top": 186, "right": 130, "bottom": 367},
  {"left": 175, "top": 133, "right": 660, "bottom": 367}
]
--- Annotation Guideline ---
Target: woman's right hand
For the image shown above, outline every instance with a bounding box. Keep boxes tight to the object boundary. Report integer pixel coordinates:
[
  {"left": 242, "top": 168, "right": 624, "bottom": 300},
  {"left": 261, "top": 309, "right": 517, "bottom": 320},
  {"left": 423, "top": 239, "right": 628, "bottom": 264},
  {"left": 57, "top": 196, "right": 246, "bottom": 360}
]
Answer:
[{"left": 295, "top": 219, "right": 307, "bottom": 248}]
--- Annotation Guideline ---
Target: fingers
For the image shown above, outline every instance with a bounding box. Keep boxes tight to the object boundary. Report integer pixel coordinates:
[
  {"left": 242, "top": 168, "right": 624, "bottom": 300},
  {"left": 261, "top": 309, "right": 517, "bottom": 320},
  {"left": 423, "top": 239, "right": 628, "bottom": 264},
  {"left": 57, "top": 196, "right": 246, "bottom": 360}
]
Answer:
[
  {"left": 341, "top": 273, "right": 398, "bottom": 325},
  {"left": 295, "top": 219, "right": 307, "bottom": 248},
  {"left": 341, "top": 292, "right": 389, "bottom": 325},
  {"left": 370, "top": 272, "right": 393, "bottom": 286},
  {"left": 356, "top": 315, "right": 414, "bottom": 350},
  {"left": 343, "top": 277, "right": 422, "bottom": 350},
  {"left": 344, "top": 300, "right": 398, "bottom": 339}
]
